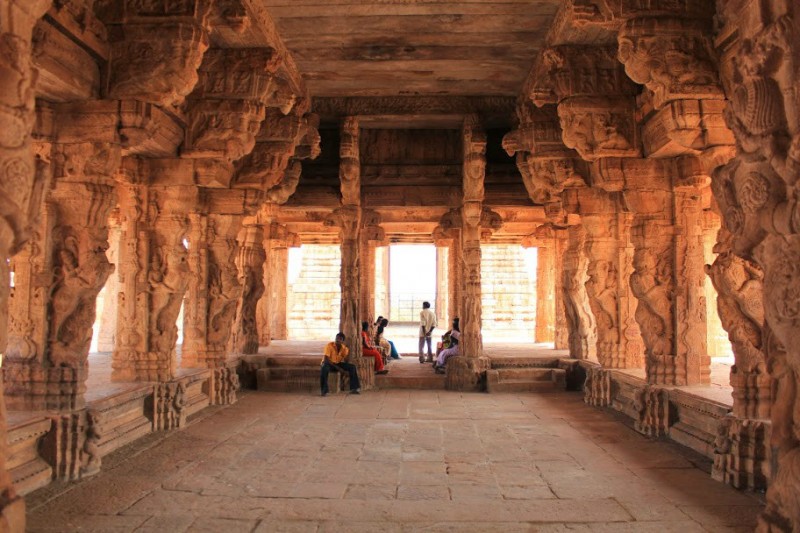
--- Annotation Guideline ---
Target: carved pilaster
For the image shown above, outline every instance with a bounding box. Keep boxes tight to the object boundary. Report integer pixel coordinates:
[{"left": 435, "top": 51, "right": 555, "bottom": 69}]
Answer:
[
  {"left": 584, "top": 366, "right": 612, "bottom": 406},
  {"left": 433, "top": 208, "right": 462, "bottom": 321},
  {"left": 633, "top": 385, "right": 670, "bottom": 437},
  {"left": 339, "top": 117, "right": 361, "bottom": 207},
  {"left": 553, "top": 229, "right": 570, "bottom": 350},
  {"left": 267, "top": 223, "right": 294, "bottom": 341},
  {"left": 228, "top": 224, "right": 265, "bottom": 355},
  {"left": 95, "top": 0, "right": 214, "bottom": 107},
  {"left": 325, "top": 206, "right": 361, "bottom": 357},
  {"left": 713, "top": 416, "right": 771, "bottom": 492}
]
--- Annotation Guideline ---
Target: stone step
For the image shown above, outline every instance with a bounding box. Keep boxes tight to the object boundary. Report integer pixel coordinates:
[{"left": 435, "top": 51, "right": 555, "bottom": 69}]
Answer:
[
  {"left": 490, "top": 357, "right": 560, "bottom": 369},
  {"left": 375, "top": 374, "right": 446, "bottom": 390},
  {"left": 486, "top": 368, "right": 567, "bottom": 393},
  {"left": 256, "top": 366, "right": 346, "bottom": 393}
]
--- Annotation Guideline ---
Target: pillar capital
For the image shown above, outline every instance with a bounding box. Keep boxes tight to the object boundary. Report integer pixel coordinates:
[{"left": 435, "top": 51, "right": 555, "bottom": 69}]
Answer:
[{"left": 95, "top": 0, "right": 214, "bottom": 107}]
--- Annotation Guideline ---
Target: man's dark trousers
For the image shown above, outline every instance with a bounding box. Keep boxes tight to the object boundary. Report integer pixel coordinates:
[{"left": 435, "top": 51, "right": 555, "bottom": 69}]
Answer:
[{"left": 320, "top": 361, "right": 361, "bottom": 394}]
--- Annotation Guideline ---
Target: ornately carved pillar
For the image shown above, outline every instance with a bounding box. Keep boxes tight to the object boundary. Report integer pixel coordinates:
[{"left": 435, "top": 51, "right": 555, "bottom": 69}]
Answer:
[
  {"left": 433, "top": 208, "right": 463, "bottom": 323},
  {"left": 182, "top": 208, "right": 244, "bottom": 369},
  {"left": 447, "top": 118, "right": 491, "bottom": 390},
  {"left": 435, "top": 244, "right": 449, "bottom": 326},
  {"left": 113, "top": 183, "right": 197, "bottom": 382},
  {"left": 707, "top": 228, "right": 771, "bottom": 491},
  {"left": 268, "top": 224, "right": 293, "bottom": 341},
  {"left": 0, "top": 1, "right": 52, "bottom": 527},
  {"left": 5, "top": 139, "right": 119, "bottom": 411},
  {"left": 326, "top": 116, "right": 371, "bottom": 387},
  {"left": 534, "top": 236, "right": 556, "bottom": 344},
  {"left": 97, "top": 218, "right": 122, "bottom": 352},
  {"left": 228, "top": 223, "right": 265, "bottom": 355},
  {"left": 359, "top": 210, "right": 384, "bottom": 323},
  {"left": 714, "top": 4, "right": 797, "bottom": 525},
  {"left": 553, "top": 229, "right": 570, "bottom": 350},
  {"left": 560, "top": 224, "right": 597, "bottom": 360}
]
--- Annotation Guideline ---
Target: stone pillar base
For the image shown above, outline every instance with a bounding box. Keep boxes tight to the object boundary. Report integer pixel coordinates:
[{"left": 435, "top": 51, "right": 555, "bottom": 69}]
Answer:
[
  {"left": 584, "top": 367, "right": 612, "bottom": 407},
  {"left": 355, "top": 357, "right": 375, "bottom": 391},
  {"left": 209, "top": 365, "right": 240, "bottom": 406},
  {"left": 713, "top": 416, "right": 771, "bottom": 491},
  {"left": 445, "top": 356, "right": 490, "bottom": 392},
  {"left": 633, "top": 385, "right": 670, "bottom": 437},
  {"left": 40, "top": 409, "right": 101, "bottom": 482},
  {"left": 3, "top": 363, "right": 87, "bottom": 412}
]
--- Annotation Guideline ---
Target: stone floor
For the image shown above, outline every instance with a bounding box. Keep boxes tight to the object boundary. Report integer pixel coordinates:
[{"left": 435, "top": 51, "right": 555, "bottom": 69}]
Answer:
[{"left": 26, "top": 389, "right": 763, "bottom": 532}]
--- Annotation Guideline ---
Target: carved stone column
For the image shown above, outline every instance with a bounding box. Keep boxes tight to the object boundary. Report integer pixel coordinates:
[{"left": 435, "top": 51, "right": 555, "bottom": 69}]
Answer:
[
  {"left": 268, "top": 224, "right": 293, "bottom": 341},
  {"left": 553, "top": 229, "right": 570, "bottom": 350},
  {"left": 359, "top": 210, "right": 384, "bottom": 323},
  {"left": 433, "top": 208, "right": 463, "bottom": 322},
  {"left": 435, "top": 244, "right": 449, "bottom": 326},
  {"left": 97, "top": 218, "right": 122, "bottom": 352},
  {"left": 534, "top": 236, "right": 556, "bottom": 344},
  {"left": 112, "top": 183, "right": 197, "bottom": 382},
  {"left": 561, "top": 224, "right": 597, "bottom": 360},
  {"left": 0, "top": 2, "right": 52, "bottom": 526},
  {"left": 5, "top": 141, "right": 118, "bottom": 411},
  {"left": 326, "top": 117, "right": 371, "bottom": 387},
  {"left": 706, "top": 228, "right": 771, "bottom": 491},
  {"left": 448, "top": 118, "right": 491, "bottom": 390},
  {"left": 228, "top": 224, "right": 265, "bottom": 355},
  {"left": 713, "top": 5, "right": 796, "bottom": 522},
  {"left": 182, "top": 204, "right": 245, "bottom": 369}
]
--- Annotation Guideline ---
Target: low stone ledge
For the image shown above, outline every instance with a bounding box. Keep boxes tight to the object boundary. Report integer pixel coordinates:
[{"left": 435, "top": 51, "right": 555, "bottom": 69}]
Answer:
[{"left": 7, "top": 415, "right": 52, "bottom": 495}]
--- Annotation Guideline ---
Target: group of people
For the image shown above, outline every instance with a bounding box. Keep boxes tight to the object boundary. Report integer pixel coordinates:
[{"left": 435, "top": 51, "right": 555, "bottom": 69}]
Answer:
[
  {"left": 320, "top": 302, "right": 461, "bottom": 395},
  {"left": 320, "top": 316, "right": 400, "bottom": 396},
  {"left": 418, "top": 301, "right": 460, "bottom": 375}
]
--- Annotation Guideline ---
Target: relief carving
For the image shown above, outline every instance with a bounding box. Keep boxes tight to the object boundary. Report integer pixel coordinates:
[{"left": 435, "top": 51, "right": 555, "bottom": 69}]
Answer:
[{"left": 562, "top": 225, "right": 597, "bottom": 360}]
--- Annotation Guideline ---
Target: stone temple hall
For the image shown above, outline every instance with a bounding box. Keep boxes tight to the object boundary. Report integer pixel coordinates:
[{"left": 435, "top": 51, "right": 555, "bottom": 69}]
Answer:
[{"left": 0, "top": 0, "right": 798, "bottom": 531}]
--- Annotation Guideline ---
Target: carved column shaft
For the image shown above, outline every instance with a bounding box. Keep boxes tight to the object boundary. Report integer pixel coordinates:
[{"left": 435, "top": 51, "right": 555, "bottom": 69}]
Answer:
[
  {"left": 535, "top": 243, "right": 555, "bottom": 343},
  {"left": 0, "top": 1, "right": 52, "bottom": 526},
  {"left": 435, "top": 245, "right": 449, "bottom": 326},
  {"left": 112, "top": 185, "right": 195, "bottom": 382},
  {"left": 97, "top": 221, "right": 122, "bottom": 352},
  {"left": 182, "top": 212, "right": 243, "bottom": 369},
  {"left": 359, "top": 237, "right": 376, "bottom": 322},
  {"left": 5, "top": 140, "right": 119, "bottom": 411},
  {"left": 553, "top": 229, "right": 570, "bottom": 350},
  {"left": 228, "top": 224, "right": 265, "bottom": 355},
  {"left": 449, "top": 235, "right": 462, "bottom": 320},
  {"left": 562, "top": 224, "right": 597, "bottom": 360},
  {"left": 269, "top": 240, "right": 290, "bottom": 341}
]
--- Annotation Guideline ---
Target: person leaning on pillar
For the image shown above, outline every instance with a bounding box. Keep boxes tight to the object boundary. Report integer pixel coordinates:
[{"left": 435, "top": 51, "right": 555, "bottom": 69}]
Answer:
[{"left": 320, "top": 332, "right": 361, "bottom": 396}]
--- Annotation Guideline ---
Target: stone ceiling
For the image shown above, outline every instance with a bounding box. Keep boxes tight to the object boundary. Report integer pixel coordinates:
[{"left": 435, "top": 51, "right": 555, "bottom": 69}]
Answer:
[{"left": 260, "top": 0, "right": 563, "bottom": 98}]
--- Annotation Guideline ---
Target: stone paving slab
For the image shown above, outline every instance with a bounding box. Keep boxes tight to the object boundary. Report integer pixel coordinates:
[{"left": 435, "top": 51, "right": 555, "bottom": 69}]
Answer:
[{"left": 26, "top": 390, "right": 763, "bottom": 532}]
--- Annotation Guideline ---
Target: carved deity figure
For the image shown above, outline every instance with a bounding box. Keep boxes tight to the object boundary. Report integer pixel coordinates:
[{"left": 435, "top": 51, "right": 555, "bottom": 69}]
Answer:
[
  {"left": 207, "top": 246, "right": 240, "bottom": 351},
  {"left": 705, "top": 229, "right": 765, "bottom": 373},
  {"left": 586, "top": 259, "right": 619, "bottom": 363},
  {"left": 49, "top": 231, "right": 114, "bottom": 367},
  {"left": 630, "top": 248, "right": 672, "bottom": 357},
  {"left": 80, "top": 410, "right": 103, "bottom": 477},
  {"left": 148, "top": 241, "right": 190, "bottom": 354}
]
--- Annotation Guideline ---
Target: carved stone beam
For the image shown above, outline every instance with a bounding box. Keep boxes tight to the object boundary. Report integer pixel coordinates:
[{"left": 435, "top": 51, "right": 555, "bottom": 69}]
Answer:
[
  {"left": 183, "top": 48, "right": 285, "bottom": 187},
  {"left": 95, "top": 0, "right": 214, "bottom": 107}
]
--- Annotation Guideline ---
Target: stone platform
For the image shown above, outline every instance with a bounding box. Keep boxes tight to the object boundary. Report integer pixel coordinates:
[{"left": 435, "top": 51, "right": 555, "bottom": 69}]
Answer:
[{"left": 25, "top": 390, "right": 764, "bottom": 532}]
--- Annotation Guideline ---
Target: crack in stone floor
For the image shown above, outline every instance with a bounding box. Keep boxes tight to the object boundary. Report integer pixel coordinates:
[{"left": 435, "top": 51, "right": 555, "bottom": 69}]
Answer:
[{"left": 26, "top": 390, "right": 763, "bottom": 532}]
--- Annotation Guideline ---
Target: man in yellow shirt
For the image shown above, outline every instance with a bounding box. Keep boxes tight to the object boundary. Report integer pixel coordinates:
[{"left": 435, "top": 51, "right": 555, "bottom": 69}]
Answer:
[{"left": 320, "top": 332, "right": 361, "bottom": 396}]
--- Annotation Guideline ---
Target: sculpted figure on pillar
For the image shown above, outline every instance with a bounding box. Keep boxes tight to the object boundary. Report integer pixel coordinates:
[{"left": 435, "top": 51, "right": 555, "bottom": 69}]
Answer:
[
  {"left": 205, "top": 215, "right": 243, "bottom": 358},
  {"left": 562, "top": 225, "right": 597, "bottom": 360},
  {"left": 706, "top": 227, "right": 770, "bottom": 414},
  {"left": 228, "top": 224, "right": 265, "bottom": 355},
  {"left": 339, "top": 117, "right": 361, "bottom": 206},
  {"left": 95, "top": 0, "right": 214, "bottom": 107}
]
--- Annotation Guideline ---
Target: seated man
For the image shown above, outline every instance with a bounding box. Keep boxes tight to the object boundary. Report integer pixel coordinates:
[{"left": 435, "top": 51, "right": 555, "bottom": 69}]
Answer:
[{"left": 320, "top": 332, "right": 361, "bottom": 396}]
